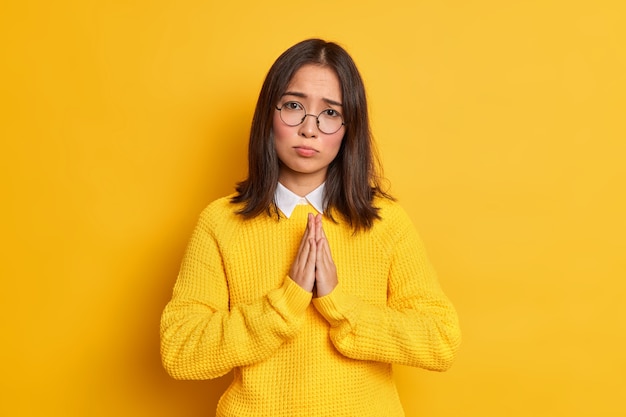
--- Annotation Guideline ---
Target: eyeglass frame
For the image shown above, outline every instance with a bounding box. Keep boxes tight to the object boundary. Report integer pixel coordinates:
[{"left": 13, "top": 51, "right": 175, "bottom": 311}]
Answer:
[{"left": 274, "top": 102, "right": 345, "bottom": 135}]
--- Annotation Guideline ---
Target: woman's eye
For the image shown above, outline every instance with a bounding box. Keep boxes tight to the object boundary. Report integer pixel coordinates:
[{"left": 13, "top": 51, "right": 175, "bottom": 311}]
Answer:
[
  {"left": 284, "top": 101, "right": 302, "bottom": 111},
  {"left": 323, "top": 109, "right": 341, "bottom": 118}
]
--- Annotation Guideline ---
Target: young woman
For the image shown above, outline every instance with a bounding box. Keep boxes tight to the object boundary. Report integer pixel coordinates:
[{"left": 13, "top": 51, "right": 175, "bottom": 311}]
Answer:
[{"left": 160, "top": 38, "right": 461, "bottom": 417}]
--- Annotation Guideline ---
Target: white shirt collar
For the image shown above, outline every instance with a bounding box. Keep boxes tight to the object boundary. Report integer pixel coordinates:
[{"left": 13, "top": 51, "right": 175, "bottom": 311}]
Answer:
[{"left": 274, "top": 182, "right": 325, "bottom": 218}]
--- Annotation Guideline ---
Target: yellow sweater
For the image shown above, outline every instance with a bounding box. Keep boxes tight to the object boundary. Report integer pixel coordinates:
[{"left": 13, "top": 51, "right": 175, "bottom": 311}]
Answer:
[{"left": 160, "top": 195, "right": 461, "bottom": 417}]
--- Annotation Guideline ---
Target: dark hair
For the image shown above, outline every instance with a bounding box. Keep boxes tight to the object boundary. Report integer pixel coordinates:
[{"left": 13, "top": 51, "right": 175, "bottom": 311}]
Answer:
[{"left": 231, "top": 38, "right": 392, "bottom": 231}]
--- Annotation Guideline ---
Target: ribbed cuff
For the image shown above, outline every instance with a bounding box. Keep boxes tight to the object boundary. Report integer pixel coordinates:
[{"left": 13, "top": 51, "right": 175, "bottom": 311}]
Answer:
[
  {"left": 267, "top": 276, "right": 312, "bottom": 321},
  {"left": 312, "top": 282, "right": 358, "bottom": 325}
]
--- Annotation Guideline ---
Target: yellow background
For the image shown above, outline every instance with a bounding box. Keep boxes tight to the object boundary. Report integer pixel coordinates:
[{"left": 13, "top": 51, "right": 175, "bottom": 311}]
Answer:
[{"left": 1, "top": 1, "right": 624, "bottom": 416}]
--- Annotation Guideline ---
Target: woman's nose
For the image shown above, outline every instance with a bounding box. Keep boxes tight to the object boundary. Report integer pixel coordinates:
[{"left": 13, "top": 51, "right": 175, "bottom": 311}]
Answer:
[{"left": 298, "top": 114, "right": 319, "bottom": 138}]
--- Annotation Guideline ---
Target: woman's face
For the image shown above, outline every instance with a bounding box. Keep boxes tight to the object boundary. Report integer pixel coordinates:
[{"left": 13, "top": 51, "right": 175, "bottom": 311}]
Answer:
[{"left": 273, "top": 64, "right": 345, "bottom": 191}]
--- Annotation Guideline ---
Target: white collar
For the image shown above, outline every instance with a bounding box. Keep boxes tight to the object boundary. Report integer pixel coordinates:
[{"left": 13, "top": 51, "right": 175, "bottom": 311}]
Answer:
[{"left": 274, "top": 182, "right": 325, "bottom": 218}]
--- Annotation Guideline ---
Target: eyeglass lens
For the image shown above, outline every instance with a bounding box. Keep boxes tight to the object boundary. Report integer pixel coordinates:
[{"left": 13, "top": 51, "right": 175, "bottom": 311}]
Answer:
[{"left": 278, "top": 102, "right": 343, "bottom": 134}]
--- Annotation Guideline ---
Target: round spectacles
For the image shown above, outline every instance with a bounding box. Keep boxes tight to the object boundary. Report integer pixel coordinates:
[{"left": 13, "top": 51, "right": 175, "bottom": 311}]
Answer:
[{"left": 275, "top": 101, "right": 345, "bottom": 135}]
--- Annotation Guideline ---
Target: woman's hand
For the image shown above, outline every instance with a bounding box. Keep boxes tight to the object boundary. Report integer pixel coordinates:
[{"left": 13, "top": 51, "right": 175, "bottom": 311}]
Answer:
[
  {"left": 313, "top": 214, "right": 338, "bottom": 297},
  {"left": 289, "top": 213, "right": 317, "bottom": 293}
]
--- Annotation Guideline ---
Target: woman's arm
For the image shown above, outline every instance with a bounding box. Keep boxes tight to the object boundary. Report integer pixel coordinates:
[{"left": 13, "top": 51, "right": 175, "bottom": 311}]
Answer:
[
  {"left": 312, "top": 210, "right": 461, "bottom": 371},
  {"left": 160, "top": 209, "right": 311, "bottom": 380}
]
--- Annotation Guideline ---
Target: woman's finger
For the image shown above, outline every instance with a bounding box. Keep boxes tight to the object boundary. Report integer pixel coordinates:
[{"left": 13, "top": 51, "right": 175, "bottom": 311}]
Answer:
[{"left": 289, "top": 213, "right": 317, "bottom": 292}]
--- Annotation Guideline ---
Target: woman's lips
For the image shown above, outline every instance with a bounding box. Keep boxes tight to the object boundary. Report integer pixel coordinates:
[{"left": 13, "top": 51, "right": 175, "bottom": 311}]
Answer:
[{"left": 294, "top": 146, "right": 317, "bottom": 157}]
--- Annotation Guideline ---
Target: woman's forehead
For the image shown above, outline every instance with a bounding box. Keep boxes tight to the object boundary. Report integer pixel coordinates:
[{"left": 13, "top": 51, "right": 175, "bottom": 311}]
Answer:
[{"left": 283, "top": 65, "right": 342, "bottom": 105}]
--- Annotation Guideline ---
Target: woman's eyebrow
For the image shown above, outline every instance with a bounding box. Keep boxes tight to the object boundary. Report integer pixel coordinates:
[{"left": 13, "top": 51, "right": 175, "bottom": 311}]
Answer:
[{"left": 282, "top": 91, "right": 343, "bottom": 107}]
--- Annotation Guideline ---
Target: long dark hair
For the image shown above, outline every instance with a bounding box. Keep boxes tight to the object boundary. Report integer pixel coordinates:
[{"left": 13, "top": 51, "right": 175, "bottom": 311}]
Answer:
[{"left": 231, "top": 38, "right": 392, "bottom": 231}]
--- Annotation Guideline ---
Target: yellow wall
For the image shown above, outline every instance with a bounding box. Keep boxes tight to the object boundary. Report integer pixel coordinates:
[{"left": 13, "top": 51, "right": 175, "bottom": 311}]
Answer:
[{"left": 1, "top": 1, "right": 624, "bottom": 416}]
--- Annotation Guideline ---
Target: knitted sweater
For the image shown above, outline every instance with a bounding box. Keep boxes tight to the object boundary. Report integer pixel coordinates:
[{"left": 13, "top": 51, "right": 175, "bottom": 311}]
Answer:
[{"left": 160, "top": 195, "right": 461, "bottom": 417}]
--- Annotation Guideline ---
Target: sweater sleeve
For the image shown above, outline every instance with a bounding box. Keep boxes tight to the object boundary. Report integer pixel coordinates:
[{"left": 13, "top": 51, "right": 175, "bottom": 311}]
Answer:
[
  {"left": 160, "top": 207, "right": 312, "bottom": 380},
  {"left": 312, "top": 209, "right": 461, "bottom": 372}
]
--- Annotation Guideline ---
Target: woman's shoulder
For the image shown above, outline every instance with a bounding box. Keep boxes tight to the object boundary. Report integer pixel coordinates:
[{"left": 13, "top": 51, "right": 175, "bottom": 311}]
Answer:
[
  {"left": 364, "top": 197, "right": 432, "bottom": 258},
  {"left": 202, "top": 193, "right": 240, "bottom": 213},
  {"left": 196, "top": 193, "right": 245, "bottom": 232},
  {"left": 373, "top": 196, "right": 412, "bottom": 225},
  {"left": 369, "top": 196, "right": 418, "bottom": 244}
]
